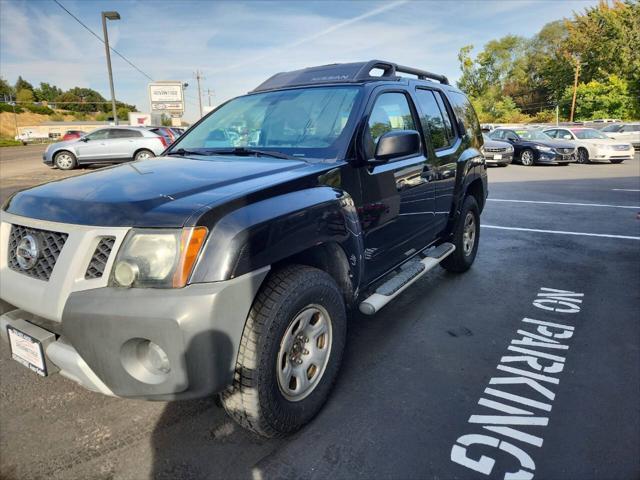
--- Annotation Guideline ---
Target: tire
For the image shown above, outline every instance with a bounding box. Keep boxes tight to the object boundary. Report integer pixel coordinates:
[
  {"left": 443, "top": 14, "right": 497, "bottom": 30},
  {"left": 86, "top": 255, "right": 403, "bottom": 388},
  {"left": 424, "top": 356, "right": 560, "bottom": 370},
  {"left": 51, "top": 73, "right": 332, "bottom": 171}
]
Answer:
[
  {"left": 221, "top": 265, "right": 347, "bottom": 437},
  {"left": 54, "top": 151, "right": 77, "bottom": 170},
  {"left": 610, "top": 159, "right": 624, "bottom": 164},
  {"left": 441, "top": 195, "right": 480, "bottom": 273},
  {"left": 520, "top": 149, "right": 535, "bottom": 166},
  {"left": 577, "top": 148, "right": 589, "bottom": 164},
  {"left": 134, "top": 149, "right": 154, "bottom": 161}
]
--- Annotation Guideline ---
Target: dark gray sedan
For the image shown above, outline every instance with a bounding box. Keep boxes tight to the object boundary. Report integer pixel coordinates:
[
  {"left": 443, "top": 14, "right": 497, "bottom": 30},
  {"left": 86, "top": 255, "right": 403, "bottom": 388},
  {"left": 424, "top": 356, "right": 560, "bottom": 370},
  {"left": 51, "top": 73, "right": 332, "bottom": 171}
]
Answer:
[{"left": 482, "top": 133, "right": 513, "bottom": 166}]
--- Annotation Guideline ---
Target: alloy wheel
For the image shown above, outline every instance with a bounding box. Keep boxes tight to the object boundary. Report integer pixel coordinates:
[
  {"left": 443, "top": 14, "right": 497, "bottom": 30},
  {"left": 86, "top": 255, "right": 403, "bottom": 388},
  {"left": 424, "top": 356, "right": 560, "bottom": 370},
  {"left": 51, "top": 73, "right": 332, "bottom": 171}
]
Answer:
[{"left": 462, "top": 212, "right": 476, "bottom": 256}]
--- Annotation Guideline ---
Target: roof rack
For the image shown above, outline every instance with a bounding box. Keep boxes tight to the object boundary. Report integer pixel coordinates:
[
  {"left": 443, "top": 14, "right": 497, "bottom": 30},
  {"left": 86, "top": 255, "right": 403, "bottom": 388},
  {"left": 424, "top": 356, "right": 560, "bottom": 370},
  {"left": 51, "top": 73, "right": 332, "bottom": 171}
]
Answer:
[{"left": 252, "top": 60, "right": 449, "bottom": 92}]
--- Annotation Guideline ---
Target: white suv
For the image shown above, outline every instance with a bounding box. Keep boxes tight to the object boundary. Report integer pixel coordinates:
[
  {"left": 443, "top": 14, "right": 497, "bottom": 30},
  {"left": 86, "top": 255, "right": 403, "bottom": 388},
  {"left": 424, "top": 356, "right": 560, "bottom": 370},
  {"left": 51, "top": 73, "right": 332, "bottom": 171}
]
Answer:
[{"left": 543, "top": 127, "right": 634, "bottom": 164}]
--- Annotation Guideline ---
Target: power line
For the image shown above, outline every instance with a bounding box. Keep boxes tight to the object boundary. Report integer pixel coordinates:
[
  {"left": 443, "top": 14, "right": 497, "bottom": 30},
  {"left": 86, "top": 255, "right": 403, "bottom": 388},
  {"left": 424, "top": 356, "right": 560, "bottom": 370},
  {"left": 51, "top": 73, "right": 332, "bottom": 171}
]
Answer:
[{"left": 52, "top": 0, "right": 154, "bottom": 82}]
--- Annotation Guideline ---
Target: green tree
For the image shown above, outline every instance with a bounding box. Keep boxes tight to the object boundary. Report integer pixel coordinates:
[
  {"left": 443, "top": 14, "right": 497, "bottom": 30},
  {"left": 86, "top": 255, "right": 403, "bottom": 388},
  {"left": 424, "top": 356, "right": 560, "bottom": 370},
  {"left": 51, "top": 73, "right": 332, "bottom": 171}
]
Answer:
[
  {"left": 14, "top": 76, "right": 34, "bottom": 93},
  {"left": 0, "top": 77, "right": 14, "bottom": 100},
  {"left": 562, "top": 74, "right": 637, "bottom": 120},
  {"left": 34, "top": 82, "right": 63, "bottom": 102},
  {"left": 16, "top": 88, "right": 35, "bottom": 103},
  {"left": 161, "top": 114, "right": 172, "bottom": 126}
]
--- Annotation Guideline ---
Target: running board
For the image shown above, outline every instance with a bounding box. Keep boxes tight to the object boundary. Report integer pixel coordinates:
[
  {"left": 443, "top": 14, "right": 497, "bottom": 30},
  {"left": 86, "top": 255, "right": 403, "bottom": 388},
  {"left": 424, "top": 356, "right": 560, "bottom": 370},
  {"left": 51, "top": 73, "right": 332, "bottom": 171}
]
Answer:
[{"left": 359, "top": 243, "right": 455, "bottom": 315}]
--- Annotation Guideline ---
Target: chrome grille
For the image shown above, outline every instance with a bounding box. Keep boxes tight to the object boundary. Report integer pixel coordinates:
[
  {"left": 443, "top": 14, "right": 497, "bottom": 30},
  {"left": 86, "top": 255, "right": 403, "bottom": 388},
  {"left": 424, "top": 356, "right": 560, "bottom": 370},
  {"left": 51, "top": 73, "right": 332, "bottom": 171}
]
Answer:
[
  {"left": 85, "top": 236, "right": 116, "bottom": 279},
  {"left": 485, "top": 147, "right": 508, "bottom": 153},
  {"left": 556, "top": 148, "right": 574, "bottom": 154},
  {"left": 8, "top": 225, "right": 68, "bottom": 281},
  {"left": 613, "top": 144, "right": 629, "bottom": 151}
]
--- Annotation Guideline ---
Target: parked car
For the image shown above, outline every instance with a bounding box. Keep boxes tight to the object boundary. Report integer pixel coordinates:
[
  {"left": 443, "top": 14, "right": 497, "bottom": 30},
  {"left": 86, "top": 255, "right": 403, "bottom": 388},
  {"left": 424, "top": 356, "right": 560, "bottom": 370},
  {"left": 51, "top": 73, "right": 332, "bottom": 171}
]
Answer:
[
  {"left": 489, "top": 128, "right": 576, "bottom": 166},
  {"left": 1, "top": 60, "right": 487, "bottom": 437},
  {"left": 148, "top": 126, "right": 176, "bottom": 145},
  {"left": 170, "top": 127, "right": 185, "bottom": 137},
  {"left": 543, "top": 127, "right": 633, "bottom": 164},
  {"left": 603, "top": 123, "right": 640, "bottom": 150},
  {"left": 61, "top": 130, "right": 85, "bottom": 141},
  {"left": 481, "top": 133, "right": 513, "bottom": 166},
  {"left": 598, "top": 123, "right": 624, "bottom": 132},
  {"left": 43, "top": 126, "right": 168, "bottom": 170}
]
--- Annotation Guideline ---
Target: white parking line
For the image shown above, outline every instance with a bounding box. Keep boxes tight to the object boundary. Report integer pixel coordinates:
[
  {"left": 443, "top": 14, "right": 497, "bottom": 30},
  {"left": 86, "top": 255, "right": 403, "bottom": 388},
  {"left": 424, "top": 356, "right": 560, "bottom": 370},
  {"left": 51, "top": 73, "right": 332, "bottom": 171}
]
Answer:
[
  {"left": 487, "top": 199, "right": 639, "bottom": 209},
  {"left": 484, "top": 225, "right": 640, "bottom": 241},
  {"left": 612, "top": 189, "right": 640, "bottom": 192}
]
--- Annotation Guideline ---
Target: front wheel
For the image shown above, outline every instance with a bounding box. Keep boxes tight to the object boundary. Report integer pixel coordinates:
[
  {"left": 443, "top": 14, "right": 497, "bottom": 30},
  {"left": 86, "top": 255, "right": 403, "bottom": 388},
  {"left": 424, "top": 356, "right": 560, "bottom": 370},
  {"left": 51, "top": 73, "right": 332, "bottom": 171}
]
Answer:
[
  {"left": 610, "top": 159, "right": 624, "bottom": 164},
  {"left": 54, "top": 151, "right": 77, "bottom": 170},
  {"left": 221, "top": 265, "right": 347, "bottom": 438},
  {"left": 577, "top": 148, "right": 589, "bottom": 164},
  {"left": 520, "top": 149, "right": 535, "bottom": 166},
  {"left": 441, "top": 195, "right": 480, "bottom": 273},
  {"left": 134, "top": 149, "right": 154, "bottom": 161}
]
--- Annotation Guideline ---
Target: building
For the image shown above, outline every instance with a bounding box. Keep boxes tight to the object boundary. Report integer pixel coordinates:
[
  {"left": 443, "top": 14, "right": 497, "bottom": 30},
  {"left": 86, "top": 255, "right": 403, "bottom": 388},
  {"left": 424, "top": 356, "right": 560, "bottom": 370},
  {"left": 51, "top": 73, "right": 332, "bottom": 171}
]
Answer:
[{"left": 17, "top": 121, "right": 111, "bottom": 140}]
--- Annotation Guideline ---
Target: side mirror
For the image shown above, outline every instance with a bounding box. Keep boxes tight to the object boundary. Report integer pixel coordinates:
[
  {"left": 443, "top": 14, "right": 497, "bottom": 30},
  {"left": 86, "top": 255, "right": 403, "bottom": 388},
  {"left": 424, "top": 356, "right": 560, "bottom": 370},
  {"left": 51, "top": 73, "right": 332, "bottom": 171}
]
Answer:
[
  {"left": 373, "top": 130, "right": 421, "bottom": 163},
  {"left": 80, "top": 137, "right": 89, "bottom": 142}
]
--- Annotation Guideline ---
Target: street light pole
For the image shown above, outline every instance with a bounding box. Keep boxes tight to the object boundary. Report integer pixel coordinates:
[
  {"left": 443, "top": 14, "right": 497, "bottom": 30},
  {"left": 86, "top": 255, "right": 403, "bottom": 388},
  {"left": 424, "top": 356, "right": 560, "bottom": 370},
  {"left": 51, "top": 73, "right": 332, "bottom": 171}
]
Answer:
[{"left": 101, "top": 11, "right": 120, "bottom": 125}]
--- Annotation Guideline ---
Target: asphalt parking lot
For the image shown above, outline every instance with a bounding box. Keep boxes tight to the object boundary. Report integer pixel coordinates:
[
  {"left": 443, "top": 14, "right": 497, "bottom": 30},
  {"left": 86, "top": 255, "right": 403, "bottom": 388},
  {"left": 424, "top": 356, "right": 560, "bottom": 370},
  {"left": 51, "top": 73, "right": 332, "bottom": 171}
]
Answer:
[{"left": 0, "top": 148, "right": 639, "bottom": 479}]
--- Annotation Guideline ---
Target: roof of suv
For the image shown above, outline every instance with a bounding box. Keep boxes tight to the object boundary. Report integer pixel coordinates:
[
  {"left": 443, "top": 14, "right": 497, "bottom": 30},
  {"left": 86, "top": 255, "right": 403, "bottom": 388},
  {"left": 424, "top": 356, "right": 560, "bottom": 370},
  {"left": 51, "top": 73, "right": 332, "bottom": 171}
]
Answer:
[{"left": 252, "top": 60, "right": 450, "bottom": 93}]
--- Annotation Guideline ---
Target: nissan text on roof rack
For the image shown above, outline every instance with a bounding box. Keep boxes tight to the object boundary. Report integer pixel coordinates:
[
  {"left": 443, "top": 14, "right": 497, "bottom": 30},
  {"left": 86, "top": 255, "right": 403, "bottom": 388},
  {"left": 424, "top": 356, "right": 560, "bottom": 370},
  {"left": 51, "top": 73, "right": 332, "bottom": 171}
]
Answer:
[{"left": 0, "top": 61, "right": 487, "bottom": 437}]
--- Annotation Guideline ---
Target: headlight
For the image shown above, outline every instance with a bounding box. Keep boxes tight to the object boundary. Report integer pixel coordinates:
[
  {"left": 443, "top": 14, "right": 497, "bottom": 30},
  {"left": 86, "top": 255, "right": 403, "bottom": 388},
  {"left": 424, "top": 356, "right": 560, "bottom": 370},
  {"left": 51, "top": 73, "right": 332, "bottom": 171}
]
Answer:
[
  {"left": 111, "top": 227, "right": 208, "bottom": 288},
  {"left": 535, "top": 145, "right": 552, "bottom": 152},
  {"left": 507, "top": 146, "right": 514, "bottom": 153}
]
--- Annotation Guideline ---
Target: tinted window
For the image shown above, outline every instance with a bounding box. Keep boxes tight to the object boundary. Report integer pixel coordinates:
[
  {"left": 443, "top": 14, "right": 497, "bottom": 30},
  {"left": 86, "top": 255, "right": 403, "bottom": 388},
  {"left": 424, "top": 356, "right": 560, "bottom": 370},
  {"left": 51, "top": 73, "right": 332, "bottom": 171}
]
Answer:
[
  {"left": 545, "top": 129, "right": 558, "bottom": 138},
  {"left": 85, "top": 129, "right": 110, "bottom": 140},
  {"left": 434, "top": 91, "right": 455, "bottom": 142},
  {"left": 489, "top": 130, "right": 504, "bottom": 140},
  {"left": 367, "top": 92, "right": 416, "bottom": 150},
  {"left": 109, "top": 129, "right": 142, "bottom": 138},
  {"left": 447, "top": 91, "right": 482, "bottom": 148},
  {"left": 505, "top": 131, "right": 519, "bottom": 141},
  {"left": 415, "top": 89, "right": 450, "bottom": 150}
]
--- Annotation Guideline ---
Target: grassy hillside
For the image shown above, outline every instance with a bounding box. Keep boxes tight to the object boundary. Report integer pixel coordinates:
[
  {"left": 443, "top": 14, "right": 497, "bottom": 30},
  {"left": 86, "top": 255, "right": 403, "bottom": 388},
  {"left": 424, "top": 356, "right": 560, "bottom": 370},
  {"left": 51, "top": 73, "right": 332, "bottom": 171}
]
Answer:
[{"left": 0, "top": 111, "right": 96, "bottom": 139}]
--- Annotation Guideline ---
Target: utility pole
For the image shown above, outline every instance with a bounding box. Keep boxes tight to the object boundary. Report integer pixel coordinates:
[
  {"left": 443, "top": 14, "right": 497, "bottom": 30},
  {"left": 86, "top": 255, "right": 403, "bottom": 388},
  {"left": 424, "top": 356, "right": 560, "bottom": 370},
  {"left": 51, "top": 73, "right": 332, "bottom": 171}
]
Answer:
[
  {"left": 205, "top": 88, "right": 214, "bottom": 107},
  {"left": 569, "top": 59, "right": 581, "bottom": 123},
  {"left": 556, "top": 104, "right": 559, "bottom": 126},
  {"left": 101, "top": 11, "right": 121, "bottom": 125},
  {"left": 195, "top": 70, "right": 204, "bottom": 118}
]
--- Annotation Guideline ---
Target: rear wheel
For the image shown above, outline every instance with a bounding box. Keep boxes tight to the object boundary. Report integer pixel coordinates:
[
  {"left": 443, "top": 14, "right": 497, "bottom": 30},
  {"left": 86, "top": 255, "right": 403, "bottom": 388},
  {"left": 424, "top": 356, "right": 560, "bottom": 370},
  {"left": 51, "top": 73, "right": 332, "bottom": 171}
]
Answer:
[
  {"left": 577, "top": 148, "right": 589, "bottom": 164},
  {"left": 134, "top": 149, "right": 154, "bottom": 161},
  {"left": 441, "top": 195, "right": 480, "bottom": 273},
  {"left": 54, "top": 151, "right": 77, "bottom": 170},
  {"left": 520, "top": 149, "right": 535, "bottom": 166},
  {"left": 221, "top": 265, "right": 347, "bottom": 437}
]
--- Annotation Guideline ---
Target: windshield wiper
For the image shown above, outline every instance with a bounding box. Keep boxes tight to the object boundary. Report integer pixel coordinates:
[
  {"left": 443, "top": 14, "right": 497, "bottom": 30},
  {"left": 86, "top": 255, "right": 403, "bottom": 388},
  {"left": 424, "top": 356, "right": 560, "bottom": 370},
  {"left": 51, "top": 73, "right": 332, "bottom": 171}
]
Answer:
[
  {"left": 166, "top": 148, "right": 210, "bottom": 156},
  {"left": 213, "top": 147, "right": 296, "bottom": 160}
]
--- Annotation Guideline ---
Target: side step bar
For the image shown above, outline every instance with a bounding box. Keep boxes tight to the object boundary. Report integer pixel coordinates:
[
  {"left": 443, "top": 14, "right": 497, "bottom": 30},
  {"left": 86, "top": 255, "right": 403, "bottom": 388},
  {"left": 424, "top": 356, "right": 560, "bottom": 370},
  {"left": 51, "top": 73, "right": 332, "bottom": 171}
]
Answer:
[{"left": 359, "top": 243, "right": 455, "bottom": 315}]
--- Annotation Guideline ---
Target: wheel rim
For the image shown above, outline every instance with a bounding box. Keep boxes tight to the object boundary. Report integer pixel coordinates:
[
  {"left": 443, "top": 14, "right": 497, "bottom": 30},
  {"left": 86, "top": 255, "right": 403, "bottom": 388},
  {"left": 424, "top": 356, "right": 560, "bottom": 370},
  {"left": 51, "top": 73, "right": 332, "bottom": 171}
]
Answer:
[
  {"left": 56, "top": 153, "right": 73, "bottom": 169},
  {"left": 137, "top": 151, "right": 151, "bottom": 160},
  {"left": 522, "top": 151, "right": 533, "bottom": 166},
  {"left": 276, "top": 305, "right": 333, "bottom": 402},
  {"left": 578, "top": 150, "right": 587, "bottom": 163},
  {"left": 462, "top": 212, "right": 476, "bottom": 256}
]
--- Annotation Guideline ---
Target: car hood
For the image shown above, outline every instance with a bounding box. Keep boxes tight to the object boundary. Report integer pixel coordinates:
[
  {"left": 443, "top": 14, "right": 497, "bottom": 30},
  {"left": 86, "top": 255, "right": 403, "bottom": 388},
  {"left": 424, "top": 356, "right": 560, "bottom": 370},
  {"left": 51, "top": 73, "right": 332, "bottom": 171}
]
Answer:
[
  {"left": 522, "top": 139, "right": 575, "bottom": 149},
  {"left": 483, "top": 138, "right": 512, "bottom": 149},
  {"left": 4, "top": 155, "right": 329, "bottom": 227}
]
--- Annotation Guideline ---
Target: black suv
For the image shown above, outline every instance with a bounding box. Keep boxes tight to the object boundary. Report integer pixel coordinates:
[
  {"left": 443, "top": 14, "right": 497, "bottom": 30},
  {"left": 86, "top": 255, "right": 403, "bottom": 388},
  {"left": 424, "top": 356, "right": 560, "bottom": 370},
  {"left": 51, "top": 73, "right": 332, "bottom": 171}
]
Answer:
[{"left": 0, "top": 61, "right": 487, "bottom": 437}]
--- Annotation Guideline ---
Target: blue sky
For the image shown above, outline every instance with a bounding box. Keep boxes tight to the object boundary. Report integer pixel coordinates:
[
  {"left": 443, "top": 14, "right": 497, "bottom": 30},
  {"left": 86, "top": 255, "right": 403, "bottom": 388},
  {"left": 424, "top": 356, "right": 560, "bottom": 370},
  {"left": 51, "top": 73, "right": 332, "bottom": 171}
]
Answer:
[{"left": 1, "top": 0, "right": 598, "bottom": 122}]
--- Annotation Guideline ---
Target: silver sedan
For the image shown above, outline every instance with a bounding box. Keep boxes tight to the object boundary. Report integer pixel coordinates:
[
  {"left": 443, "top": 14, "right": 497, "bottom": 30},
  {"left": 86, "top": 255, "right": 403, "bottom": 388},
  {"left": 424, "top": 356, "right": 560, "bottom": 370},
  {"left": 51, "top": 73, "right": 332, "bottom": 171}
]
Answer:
[{"left": 43, "top": 127, "right": 168, "bottom": 170}]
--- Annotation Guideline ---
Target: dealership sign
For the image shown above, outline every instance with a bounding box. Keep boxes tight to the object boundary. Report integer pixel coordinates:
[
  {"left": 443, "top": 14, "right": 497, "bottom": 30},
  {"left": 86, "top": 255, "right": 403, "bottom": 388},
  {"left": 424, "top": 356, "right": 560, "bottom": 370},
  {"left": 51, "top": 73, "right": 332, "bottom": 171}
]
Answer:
[{"left": 148, "top": 82, "right": 184, "bottom": 115}]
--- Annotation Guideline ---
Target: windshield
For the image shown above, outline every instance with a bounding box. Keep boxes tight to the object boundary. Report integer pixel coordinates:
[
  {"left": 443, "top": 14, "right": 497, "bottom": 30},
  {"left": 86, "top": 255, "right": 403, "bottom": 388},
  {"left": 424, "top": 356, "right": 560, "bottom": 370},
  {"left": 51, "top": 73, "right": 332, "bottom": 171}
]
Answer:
[
  {"left": 174, "top": 86, "right": 361, "bottom": 160},
  {"left": 573, "top": 128, "right": 608, "bottom": 140},
  {"left": 515, "top": 129, "right": 551, "bottom": 141}
]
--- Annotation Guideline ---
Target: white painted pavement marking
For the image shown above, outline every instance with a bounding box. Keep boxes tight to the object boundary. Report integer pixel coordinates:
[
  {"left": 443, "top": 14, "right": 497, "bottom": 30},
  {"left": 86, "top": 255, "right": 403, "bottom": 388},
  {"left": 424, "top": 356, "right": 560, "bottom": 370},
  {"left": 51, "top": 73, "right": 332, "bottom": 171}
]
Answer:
[
  {"left": 612, "top": 189, "right": 640, "bottom": 192},
  {"left": 487, "top": 198, "right": 639, "bottom": 209},
  {"left": 484, "top": 225, "right": 640, "bottom": 241}
]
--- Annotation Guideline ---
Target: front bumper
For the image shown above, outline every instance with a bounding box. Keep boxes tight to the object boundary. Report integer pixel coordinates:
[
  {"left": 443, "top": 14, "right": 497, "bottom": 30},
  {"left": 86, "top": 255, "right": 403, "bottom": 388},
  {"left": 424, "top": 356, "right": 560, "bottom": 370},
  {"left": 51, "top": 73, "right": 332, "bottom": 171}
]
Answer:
[
  {"left": 590, "top": 146, "right": 634, "bottom": 162},
  {"left": 485, "top": 153, "right": 513, "bottom": 166},
  {"left": 537, "top": 151, "right": 575, "bottom": 164},
  {"left": 0, "top": 210, "right": 269, "bottom": 400},
  {"left": 1, "top": 269, "right": 268, "bottom": 400}
]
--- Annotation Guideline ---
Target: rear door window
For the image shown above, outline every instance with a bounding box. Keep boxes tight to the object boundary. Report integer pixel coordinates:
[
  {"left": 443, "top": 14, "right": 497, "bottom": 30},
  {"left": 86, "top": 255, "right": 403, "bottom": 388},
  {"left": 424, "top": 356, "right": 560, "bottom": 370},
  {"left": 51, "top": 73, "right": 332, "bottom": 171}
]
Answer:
[{"left": 414, "top": 89, "right": 451, "bottom": 150}]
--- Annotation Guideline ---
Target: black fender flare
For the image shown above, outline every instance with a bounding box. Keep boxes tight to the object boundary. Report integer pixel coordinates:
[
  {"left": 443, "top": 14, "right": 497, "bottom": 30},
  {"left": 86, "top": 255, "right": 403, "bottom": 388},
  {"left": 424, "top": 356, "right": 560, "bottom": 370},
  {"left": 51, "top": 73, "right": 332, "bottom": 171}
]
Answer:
[
  {"left": 190, "top": 187, "right": 364, "bottom": 289},
  {"left": 445, "top": 147, "right": 487, "bottom": 235}
]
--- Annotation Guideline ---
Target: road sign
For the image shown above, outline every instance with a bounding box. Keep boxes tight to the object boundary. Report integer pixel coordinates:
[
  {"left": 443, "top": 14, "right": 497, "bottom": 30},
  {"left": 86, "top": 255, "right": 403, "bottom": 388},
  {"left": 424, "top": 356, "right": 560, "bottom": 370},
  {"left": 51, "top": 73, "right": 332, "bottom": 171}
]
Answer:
[{"left": 148, "top": 82, "right": 184, "bottom": 115}]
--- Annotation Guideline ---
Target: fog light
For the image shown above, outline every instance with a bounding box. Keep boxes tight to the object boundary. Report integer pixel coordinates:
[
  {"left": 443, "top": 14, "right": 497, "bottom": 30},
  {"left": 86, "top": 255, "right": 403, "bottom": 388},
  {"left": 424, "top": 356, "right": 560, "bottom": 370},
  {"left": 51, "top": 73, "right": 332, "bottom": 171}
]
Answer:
[
  {"left": 141, "top": 341, "right": 171, "bottom": 374},
  {"left": 114, "top": 260, "right": 139, "bottom": 287}
]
